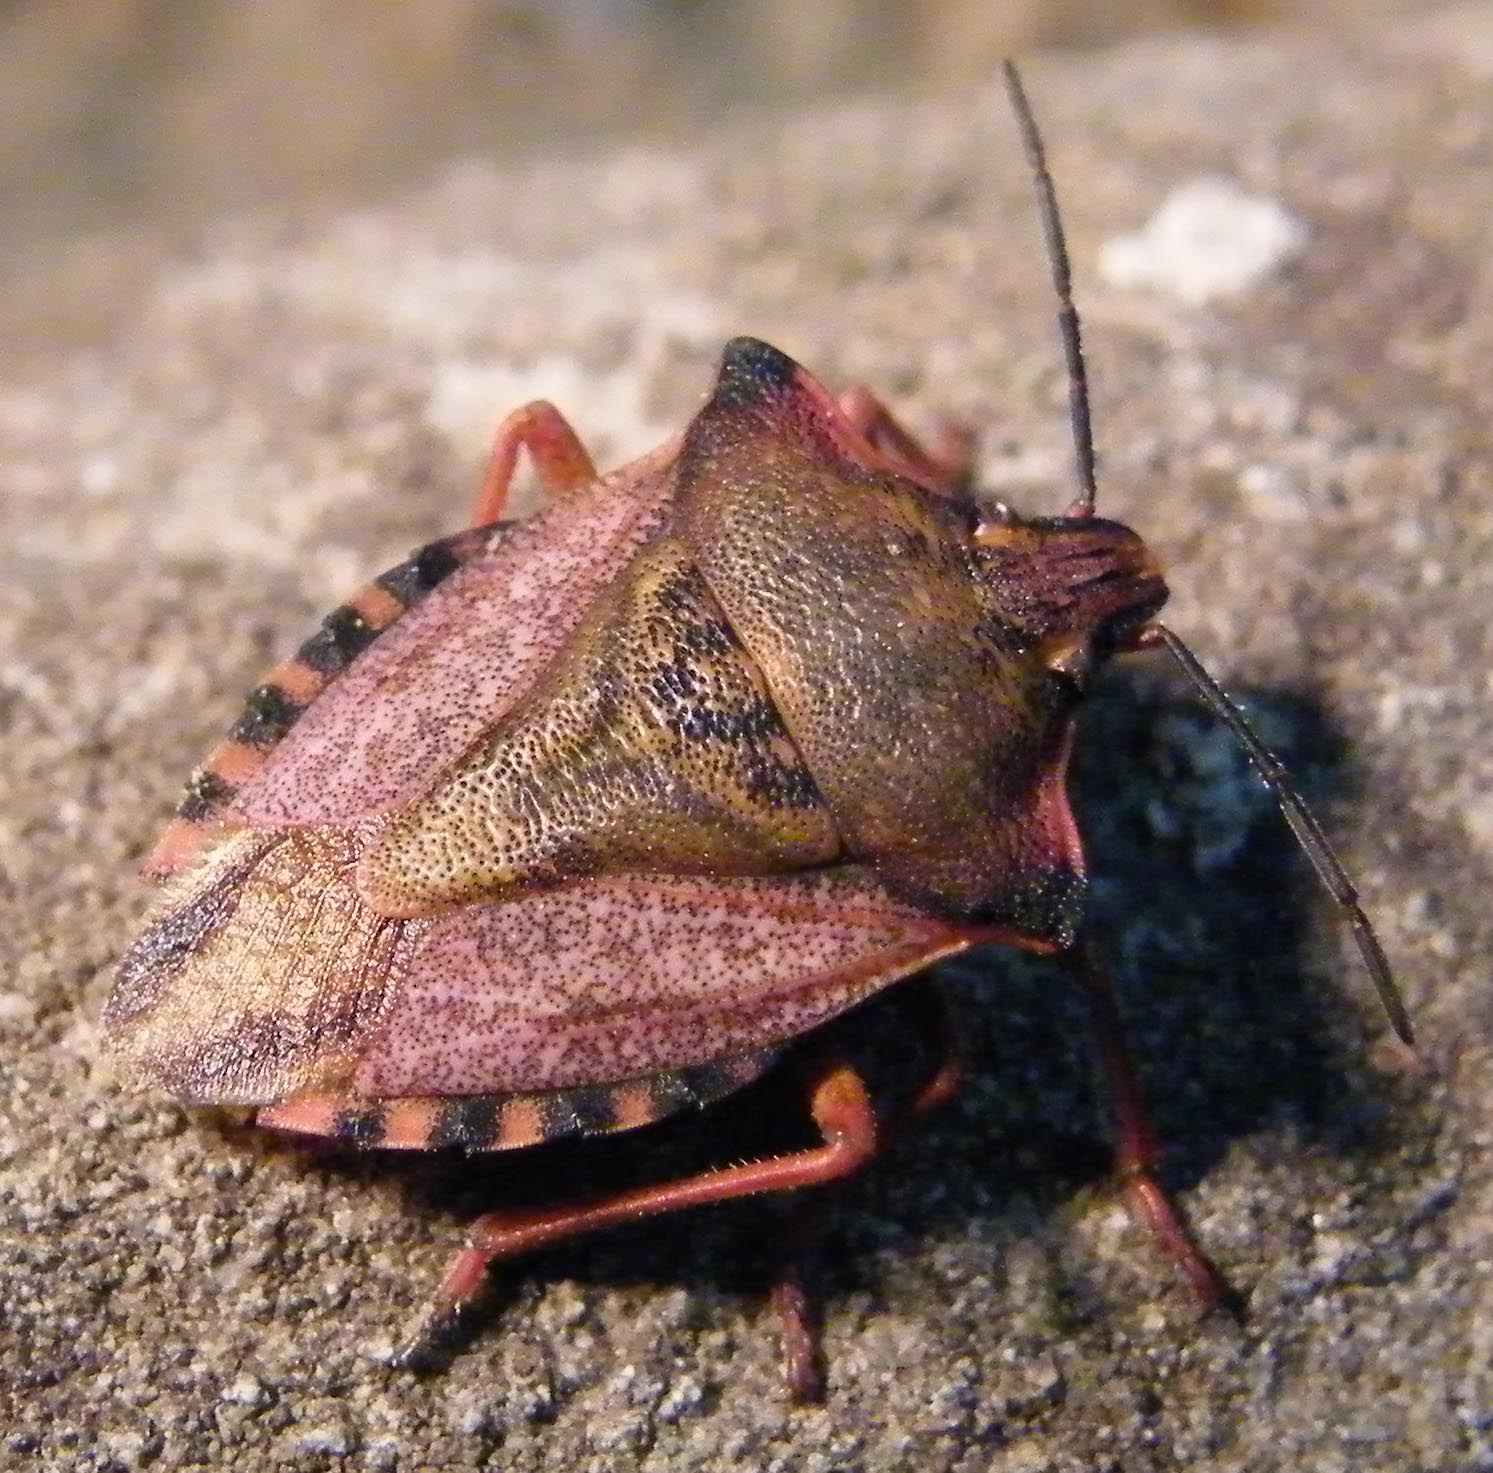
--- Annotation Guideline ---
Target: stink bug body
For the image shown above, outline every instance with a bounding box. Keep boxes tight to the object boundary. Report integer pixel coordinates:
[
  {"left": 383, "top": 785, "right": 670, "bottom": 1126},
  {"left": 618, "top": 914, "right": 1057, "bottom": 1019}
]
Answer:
[{"left": 105, "top": 65, "right": 1408, "bottom": 1400}]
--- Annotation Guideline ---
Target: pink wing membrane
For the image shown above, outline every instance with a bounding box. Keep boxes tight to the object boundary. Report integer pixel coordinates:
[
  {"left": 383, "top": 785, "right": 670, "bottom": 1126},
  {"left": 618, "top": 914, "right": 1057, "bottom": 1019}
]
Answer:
[
  {"left": 234, "top": 444, "right": 679, "bottom": 828},
  {"left": 355, "top": 869, "right": 973, "bottom": 1098}
]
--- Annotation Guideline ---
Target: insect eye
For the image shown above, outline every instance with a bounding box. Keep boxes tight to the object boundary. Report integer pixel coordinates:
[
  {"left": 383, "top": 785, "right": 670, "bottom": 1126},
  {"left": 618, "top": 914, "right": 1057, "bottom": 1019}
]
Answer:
[{"left": 1040, "top": 633, "right": 1094, "bottom": 693}]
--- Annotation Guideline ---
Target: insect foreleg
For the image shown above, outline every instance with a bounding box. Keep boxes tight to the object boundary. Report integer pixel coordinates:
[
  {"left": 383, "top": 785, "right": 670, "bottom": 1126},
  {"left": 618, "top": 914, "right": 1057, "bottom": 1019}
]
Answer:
[{"left": 1071, "top": 944, "right": 1232, "bottom": 1311}]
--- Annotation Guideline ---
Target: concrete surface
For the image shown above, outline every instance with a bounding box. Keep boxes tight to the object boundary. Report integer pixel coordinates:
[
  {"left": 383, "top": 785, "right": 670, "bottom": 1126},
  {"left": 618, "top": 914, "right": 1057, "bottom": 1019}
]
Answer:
[{"left": 2, "top": 11, "right": 1490, "bottom": 1471}]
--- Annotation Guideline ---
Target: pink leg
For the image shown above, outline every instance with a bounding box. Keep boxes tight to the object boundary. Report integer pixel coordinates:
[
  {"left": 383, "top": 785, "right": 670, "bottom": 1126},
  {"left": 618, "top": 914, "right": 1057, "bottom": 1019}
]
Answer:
[
  {"left": 469, "top": 400, "right": 598, "bottom": 527},
  {"left": 397, "top": 1057, "right": 881, "bottom": 1396},
  {"left": 1070, "top": 947, "right": 1231, "bottom": 1309},
  {"left": 769, "top": 980, "right": 965, "bottom": 1400},
  {"left": 896, "top": 978, "right": 965, "bottom": 1124},
  {"left": 768, "top": 1259, "right": 820, "bottom": 1402},
  {"left": 838, "top": 384, "right": 978, "bottom": 497}
]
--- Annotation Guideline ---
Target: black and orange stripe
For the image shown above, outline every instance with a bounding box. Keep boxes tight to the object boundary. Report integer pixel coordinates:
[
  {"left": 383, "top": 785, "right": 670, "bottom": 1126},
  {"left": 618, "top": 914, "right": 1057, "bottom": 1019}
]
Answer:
[
  {"left": 257, "top": 1049, "right": 780, "bottom": 1153},
  {"left": 144, "top": 523, "right": 507, "bottom": 877}
]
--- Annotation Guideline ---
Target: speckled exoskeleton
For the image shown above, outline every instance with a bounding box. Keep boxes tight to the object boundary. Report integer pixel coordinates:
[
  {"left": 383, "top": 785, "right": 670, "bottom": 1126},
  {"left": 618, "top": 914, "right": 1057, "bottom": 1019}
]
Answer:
[{"left": 104, "top": 65, "right": 1408, "bottom": 1401}]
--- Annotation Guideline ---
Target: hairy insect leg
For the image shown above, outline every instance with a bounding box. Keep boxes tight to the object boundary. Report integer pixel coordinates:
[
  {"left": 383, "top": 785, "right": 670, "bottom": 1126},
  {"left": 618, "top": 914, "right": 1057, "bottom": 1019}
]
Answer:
[
  {"left": 397, "top": 1057, "right": 881, "bottom": 1392},
  {"left": 837, "top": 385, "right": 977, "bottom": 497},
  {"left": 897, "top": 977, "right": 966, "bottom": 1122},
  {"left": 1070, "top": 947, "right": 1232, "bottom": 1310},
  {"left": 769, "top": 980, "right": 965, "bottom": 1399},
  {"left": 469, "top": 400, "right": 598, "bottom": 526}
]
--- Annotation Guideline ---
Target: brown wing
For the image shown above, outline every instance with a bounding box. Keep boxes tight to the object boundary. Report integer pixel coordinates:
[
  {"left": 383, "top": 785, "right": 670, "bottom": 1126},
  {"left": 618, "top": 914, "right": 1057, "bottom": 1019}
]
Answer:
[{"left": 108, "top": 828, "right": 406, "bottom": 1104}]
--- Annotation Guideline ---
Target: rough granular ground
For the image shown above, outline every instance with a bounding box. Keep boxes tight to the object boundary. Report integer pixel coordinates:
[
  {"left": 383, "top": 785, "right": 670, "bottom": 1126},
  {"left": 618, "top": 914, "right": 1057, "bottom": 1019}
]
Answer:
[{"left": 2, "top": 13, "right": 1490, "bottom": 1472}]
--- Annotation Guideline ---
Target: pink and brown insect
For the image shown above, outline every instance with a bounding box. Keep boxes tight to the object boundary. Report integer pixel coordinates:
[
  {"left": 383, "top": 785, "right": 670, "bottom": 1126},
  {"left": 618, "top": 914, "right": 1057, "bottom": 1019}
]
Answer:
[{"left": 105, "top": 65, "right": 1410, "bottom": 1400}]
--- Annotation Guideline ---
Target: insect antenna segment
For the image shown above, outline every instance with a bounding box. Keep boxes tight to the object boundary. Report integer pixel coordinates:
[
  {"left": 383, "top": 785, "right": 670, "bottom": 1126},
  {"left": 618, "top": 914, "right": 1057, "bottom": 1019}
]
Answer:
[
  {"left": 1002, "top": 59, "right": 1098, "bottom": 518},
  {"left": 1152, "top": 627, "right": 1413, "bottom": 1046},
  {"left": 1004, "top": 60, "right": 1411, "bottom": 1046}
]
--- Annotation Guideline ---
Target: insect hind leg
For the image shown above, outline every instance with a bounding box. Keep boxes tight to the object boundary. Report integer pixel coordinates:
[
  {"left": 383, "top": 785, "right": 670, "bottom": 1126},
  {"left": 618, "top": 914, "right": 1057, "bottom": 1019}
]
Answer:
[
  {"left": 768, "top": 979, "right": 966, "bottom": 1399},
  {"left": 395, "top": 1055, "right": 881, "bottom": 1395}
]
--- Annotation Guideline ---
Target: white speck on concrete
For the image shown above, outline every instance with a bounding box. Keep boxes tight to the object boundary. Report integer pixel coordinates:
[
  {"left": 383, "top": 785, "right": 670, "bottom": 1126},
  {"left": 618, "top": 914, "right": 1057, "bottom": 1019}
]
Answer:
[
  {"left": 657, "top": 1375, "right": 706, "bottom": 1422},
  {"left": 293, "top": 1422, "right": 356, "bottom": 1457},
  {"left": 1458, "top": 792, "right": 1493, "bottom": 856},
  {"left": 1238, "top": 460, "right": 1311, "bottom": 521},
  {"left": 1098, "top": 176, "right": 1307, "bottom": 305},
  {"left": 222, "top": 1373, "right": 267, "bottom": 1407},
  {"left": 0, "top": 990, "right": 40, "bottom": 1025}
]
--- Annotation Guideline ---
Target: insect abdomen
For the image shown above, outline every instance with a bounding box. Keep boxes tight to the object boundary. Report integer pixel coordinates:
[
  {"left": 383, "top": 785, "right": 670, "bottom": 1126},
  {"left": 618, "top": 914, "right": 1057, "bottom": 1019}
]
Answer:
[{"left": 258, "top": 1050, "right": 781, "bottom": 1151}]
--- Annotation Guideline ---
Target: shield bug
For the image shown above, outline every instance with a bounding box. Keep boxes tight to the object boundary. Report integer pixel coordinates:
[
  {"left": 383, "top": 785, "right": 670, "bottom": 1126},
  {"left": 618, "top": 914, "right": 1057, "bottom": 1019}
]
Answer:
[{"left": 105, "top": 63, "right": 1410, "bottom": 1400}]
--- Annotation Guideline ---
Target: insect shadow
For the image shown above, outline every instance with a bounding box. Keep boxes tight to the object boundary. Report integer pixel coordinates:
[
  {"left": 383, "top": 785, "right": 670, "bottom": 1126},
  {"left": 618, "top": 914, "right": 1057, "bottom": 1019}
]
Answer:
[
  {"left": 1067, "top": 660, "right": 1403, "bottom": 1167},
  {"left": 261, "top": 659, "right": 1404, "bottom": 1362},
  {"left": 798, "top": 659, "right": 1411, "bottom": 1327}
]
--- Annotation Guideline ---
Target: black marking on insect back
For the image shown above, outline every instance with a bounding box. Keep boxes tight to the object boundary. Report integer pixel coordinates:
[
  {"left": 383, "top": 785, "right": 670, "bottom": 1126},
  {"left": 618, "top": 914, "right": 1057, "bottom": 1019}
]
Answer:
[
  {"left": 711, "top": 337, "right": 799, "bottom": 409},
  {"left": 635, "top": 1052, "right": 783, "bottom": 1122},
  {"left": 559, "top": 1084, "right": 623, "bottom": 1138},
  {"left": 586, "top": 664, "right": 630, "bottom": 735},
  {"left": 740, "top": 753, "right": 823, "bottom": 810},
  {"left": 952, "top": 861, "right": 1084, "bottom": 948},
  {"left": 676, "top": 616, "right": 736, "bottom": 661},
  {"left": 227, "top": 684, "right": 303, "bottom": 749},
  {"left": 648, "top": 659, "right": 702, "bottom": 707},
  {"left": 646, "top": 1071, "right": 704, "bottom": 1115},
  {"left": 283, "top": 523, "right": 508, "bottom": 681},
  {"left": 145, "top": 524, "right": 517, "bottom": 876},
  {"left": 333, "top": 1106, "right": 389, "bottom": 1148},
  {"left": 176, "top": 768, "right": 235, "bottom": 822},
  {"left": 425, "top": 1055, "right": 790, "bottom": 1155},
  {"left": 734, "top": 696, "right": 779, "bottom": 740},
  {"left": 676, "top": 1057, "right": 753, "bottom": 1105},
  {"left": 414, "top": 537, "right": 466, "bottom": 586},
  {"left": 538, "top": 1094, "right": 586, "bottom": 1140},
  {"left": 374, "top": 538, "right": 465, "bottom": 606},
  {"left": 296, "top": 606, "right": 379, "bottom": 676},
  {"left": 430, "top": 1096, "right": 501, "bottom": 1151},
  {"left": 642, "top": 614, "right": 829, "bottom": 809},
  {"left": 664, "top": 691, "right": 782, "bottom": 748},
  {"left": 371, "top": 565, "right": 421, "bottom": 609},
  {"left": 678, "top": 339, "right": 811, "bottom": 484}
]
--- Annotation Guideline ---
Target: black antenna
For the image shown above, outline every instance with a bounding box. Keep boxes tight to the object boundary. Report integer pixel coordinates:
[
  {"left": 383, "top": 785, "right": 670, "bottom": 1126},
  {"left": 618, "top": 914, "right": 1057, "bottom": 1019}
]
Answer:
[
  {"left": 1003, "top": 63, "right": 1408, "bottom": 1046},
  {"left": 1155, "top": 626, "right": 1413, "bottom": 1046},
  {"left": 1002, "top": 59, "right": 1098, "bottom": 517}
]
